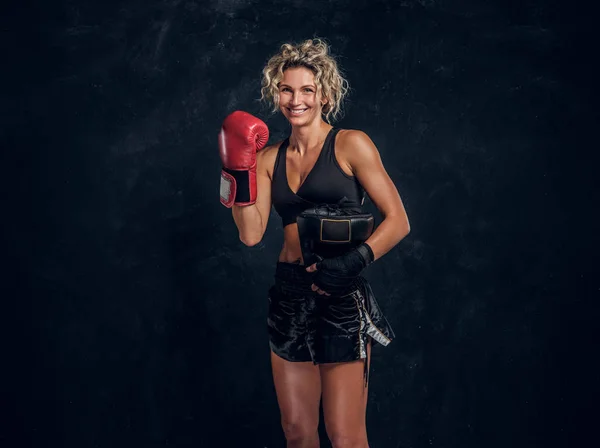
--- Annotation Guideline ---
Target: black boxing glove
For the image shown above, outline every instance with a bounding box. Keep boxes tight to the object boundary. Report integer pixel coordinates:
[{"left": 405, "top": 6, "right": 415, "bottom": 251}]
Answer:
[{"left": 312, "top": 243, "right": 375, "bottom": 296}]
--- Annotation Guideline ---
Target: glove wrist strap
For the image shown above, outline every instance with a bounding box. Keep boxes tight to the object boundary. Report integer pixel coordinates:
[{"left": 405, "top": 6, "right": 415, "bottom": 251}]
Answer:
[{"left": 220, "top": 167, "right": 252, "bottom": 207}]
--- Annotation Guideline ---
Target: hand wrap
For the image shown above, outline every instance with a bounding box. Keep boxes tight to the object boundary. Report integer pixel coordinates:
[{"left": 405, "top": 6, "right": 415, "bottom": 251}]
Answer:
[{"left": 313, "top": 243, "right": 375, "bottom": 296}]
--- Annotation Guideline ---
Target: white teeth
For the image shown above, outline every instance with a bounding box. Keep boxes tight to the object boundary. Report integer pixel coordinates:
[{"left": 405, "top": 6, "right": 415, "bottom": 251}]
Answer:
[{"left": 290, "top": 108, "right": 307, "bottom": 115}]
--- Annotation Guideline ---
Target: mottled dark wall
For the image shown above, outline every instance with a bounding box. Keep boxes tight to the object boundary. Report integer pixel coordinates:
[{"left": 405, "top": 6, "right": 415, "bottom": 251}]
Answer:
[{"left": 2, "top": 0, "right": 596, "bottom": 447}]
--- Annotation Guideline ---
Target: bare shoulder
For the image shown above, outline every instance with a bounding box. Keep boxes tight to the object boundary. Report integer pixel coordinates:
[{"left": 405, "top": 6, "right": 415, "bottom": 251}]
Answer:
[
  {"left": 337, "top": 129, "right": 378, "bottom": 153},
  {"left": 257, "top": 141, "right": 283, "bottom": 179},
  {"left": 336, "top": 129, "right": 382, "bottom": 173}
]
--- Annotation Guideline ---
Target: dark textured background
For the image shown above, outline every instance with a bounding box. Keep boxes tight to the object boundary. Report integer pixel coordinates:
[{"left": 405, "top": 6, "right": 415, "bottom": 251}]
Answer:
[{"left": 1, "top": 0, "right": 597, "bottom": 447}]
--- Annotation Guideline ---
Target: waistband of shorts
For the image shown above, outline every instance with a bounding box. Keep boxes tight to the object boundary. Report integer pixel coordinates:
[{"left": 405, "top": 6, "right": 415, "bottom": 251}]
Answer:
[{"left": 274, "top": 261, "right": 315, "bottom": 294}]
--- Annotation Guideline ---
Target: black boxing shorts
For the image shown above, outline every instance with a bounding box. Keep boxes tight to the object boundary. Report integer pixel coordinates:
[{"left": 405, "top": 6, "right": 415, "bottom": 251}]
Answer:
[{"left": 266, "top": 261, "right": 395, "bottom": 384}]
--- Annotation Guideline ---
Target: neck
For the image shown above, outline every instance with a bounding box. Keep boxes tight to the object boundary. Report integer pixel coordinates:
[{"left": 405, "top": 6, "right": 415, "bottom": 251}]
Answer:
[{"left": 289, "top": 118, "right": 332, "bottom": 155}]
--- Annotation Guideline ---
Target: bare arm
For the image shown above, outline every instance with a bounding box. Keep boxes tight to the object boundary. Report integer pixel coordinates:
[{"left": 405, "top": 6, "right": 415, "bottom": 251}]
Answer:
[
  {"left": 231, "top": 147, "right": 274, "bottom": 246},
  {"left": 344, "top": 130, "right": 410, "bottom": 261}
]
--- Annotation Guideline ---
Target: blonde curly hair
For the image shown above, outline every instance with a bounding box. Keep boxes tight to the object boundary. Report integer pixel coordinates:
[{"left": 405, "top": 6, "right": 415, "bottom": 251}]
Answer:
[{"left": 260, "top": 38, "right": 350, "bottom": 123}]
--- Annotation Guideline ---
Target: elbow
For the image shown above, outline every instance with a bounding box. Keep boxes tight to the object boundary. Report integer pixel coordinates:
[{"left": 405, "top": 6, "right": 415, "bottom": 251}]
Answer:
[
  {"left": 398, "top": 225, "right": 410, "bottom": 243},
  {"left": 239, "top": 233, "right": 263, "bottom": 247},
  {"left": 389, "top": 215, "right": 410, "bottom": 240}
]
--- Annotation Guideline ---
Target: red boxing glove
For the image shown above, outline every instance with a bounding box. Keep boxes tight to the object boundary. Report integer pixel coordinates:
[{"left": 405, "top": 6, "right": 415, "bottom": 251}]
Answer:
[{"left": 219, "top": 111, "right": 269, "bottom": 208}]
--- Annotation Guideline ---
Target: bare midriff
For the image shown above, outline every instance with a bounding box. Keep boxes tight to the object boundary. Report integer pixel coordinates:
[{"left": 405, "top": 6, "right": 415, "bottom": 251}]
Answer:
[{"left": 278, "top": 223, "right": 305, "bottom": 265}]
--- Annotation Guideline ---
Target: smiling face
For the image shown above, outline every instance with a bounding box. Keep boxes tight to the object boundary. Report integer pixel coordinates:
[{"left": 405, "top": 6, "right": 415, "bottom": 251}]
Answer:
[{"left": 278, "top": 66, "right": 327, "bottom": 126}]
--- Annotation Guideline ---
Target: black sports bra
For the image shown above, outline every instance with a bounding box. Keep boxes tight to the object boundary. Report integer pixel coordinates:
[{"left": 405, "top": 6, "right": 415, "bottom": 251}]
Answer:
[{"left": 271, "top": 128, "right": 365, "bottom": 227}]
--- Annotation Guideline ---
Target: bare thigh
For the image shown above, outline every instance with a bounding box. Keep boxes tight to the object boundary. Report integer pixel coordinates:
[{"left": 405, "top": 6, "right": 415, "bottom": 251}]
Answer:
[
  {"left": 271, "top": 351, "right": 322, "bottom": 445},
  {"left": 320, "top": 342, "right": 372, "bottom": 447}
]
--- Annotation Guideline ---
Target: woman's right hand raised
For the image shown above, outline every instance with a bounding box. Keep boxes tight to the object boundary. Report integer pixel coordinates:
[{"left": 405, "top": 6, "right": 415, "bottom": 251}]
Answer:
[{"left": 218, "top": 110, "right": 270, "bottom": 208}]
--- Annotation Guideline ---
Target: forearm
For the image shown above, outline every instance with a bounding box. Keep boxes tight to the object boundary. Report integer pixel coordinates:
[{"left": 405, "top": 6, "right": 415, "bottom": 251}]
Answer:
[
  {"left": 364, "top": 215, "right": 410, "bottom": 261},
  {"left": 232, "top": 204, "right": 265, "bottom": 246}
]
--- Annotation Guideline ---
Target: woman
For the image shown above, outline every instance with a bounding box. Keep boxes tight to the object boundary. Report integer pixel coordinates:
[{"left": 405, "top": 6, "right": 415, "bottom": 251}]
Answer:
[{"left": 218, "top": 39, "right": 410, "bottom": 448}]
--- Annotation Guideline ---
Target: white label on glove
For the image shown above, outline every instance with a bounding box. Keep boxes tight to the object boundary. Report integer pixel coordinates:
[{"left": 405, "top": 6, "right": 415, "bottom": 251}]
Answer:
[{"left": 220, "top": 171, "right": 236, "bottom": 208}]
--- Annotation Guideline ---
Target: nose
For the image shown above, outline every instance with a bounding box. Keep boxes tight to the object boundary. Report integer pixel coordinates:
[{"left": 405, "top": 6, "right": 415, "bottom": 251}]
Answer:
[{"left": 291, "top": 90, "right": 301, "bottom": 106}]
